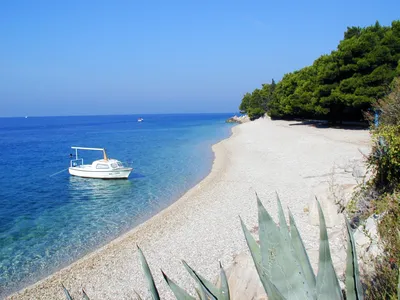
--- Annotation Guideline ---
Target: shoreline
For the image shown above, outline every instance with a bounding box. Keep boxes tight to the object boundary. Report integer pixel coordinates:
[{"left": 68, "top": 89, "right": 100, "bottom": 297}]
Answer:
[
  {"left": 7, "top": 122, "right": 241, "bottom": 299},
  {"left": 8, "top": 118, "right": 370, "bottom": 299}
]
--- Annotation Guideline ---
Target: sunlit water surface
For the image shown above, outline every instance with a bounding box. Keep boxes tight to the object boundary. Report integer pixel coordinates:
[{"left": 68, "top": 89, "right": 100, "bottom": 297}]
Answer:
[{"left": 0, "top": 113, "right": 234, "bottom": 296}]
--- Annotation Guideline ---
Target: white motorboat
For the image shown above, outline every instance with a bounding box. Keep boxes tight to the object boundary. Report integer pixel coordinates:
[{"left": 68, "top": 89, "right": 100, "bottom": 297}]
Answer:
[
  {"left": 138, "top": 118, "right": 143, "bottom": 122},
  {"left": 68, "top": 147, "right": 133, "bottom": 179}
]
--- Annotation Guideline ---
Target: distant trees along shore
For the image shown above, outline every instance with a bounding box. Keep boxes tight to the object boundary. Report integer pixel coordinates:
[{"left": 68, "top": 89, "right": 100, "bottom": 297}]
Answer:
[{"left": 240, "top": 21, "right": 400, "bottom": 123}]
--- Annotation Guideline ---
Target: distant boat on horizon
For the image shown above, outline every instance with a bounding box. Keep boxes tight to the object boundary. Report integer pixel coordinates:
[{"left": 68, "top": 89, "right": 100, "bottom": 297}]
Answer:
[
  {"left": 138, "top": 118, "right": 143, "bottom": 122},
  {"left": 25, "top": 116, "right": 28, "bottom": 119}
]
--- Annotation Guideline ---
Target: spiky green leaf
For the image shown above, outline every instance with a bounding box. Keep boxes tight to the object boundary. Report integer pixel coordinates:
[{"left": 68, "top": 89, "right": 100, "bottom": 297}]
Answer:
[
  {"left": 194, "top": 287, "right": 208, "bottom": 300},
  {"left": 238, "top": 218, "right": 287, "bottom": 300},
  {"left": 133, "top": 289, "right": 143, "bottom": 300},
  {"left": 62, "top": 284, "right": 73, "bottom": 300},
  {"left": 276, "top": 193, "right": 289, "bottom": 235},
  {"left": 239, "top": 217, "right": 262, "bottom": 266},
  {"left": 194, "top": 288, "right": 201, "bottom": 300},
  {"left": 240, "top": 215, "right": 286, "bottom": 300},
  {"left": 345, "top": 218, "right": 364, "bottom": 300},
  {"left": 315, "top": 200, "right": 343, "bottom": 299},
  {"left": 197, "top": 283, "right": 211, "bottom": 300},
  {"left": 162, "top": 270, "right": 196, "bottom": 300},
  {"left": 82, "top": 289, "right": 90, "bottom": 300},
  {"left": 257, "top": 194, "right": 277, "bottom": 278},
  {"left": 137, "top": 246, "right": 160, "bottom": 300},
  {"left": 182, "top": 260, "right": 218, "bottom": 299},
  {"left": 219, "top": 262, "right": 230, "bottom": 300},
  {"left": 257, "top": 195, "right": 313, "bottom": 299},
  {"left": 240, "top": 217, "right": 280, "bottom": 298},
  {"left": 289, "top": 209, "right": 316, "bottom": 291}
]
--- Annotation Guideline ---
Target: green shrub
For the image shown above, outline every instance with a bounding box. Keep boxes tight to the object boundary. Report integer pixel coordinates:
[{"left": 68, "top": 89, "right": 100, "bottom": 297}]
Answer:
[
  {"left": 247, "top": 107, "right": 265, "bottom": 121},
  {"left": 374, "top": 77, "right": 400, "bottom": 126},
  {"left": 349, "top": 77, "right": 400, "bottom": 299},
  {"left": 362, "top": 192, "right": 400, "bottom": 300},
  {"left": 368, "top": 125, "right": 400, "bottom": 190}
]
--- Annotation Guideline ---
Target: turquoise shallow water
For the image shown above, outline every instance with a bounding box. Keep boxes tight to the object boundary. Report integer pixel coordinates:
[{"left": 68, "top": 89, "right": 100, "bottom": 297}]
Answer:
[{"left": 0, "top": 113, "right": 234, "bottom": 296}]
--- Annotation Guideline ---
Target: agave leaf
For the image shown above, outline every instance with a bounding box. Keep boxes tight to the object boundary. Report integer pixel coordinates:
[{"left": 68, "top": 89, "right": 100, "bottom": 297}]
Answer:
[
  {"left": 345, "top": 218, "right": 364, "bottom": 300},
  {"left": 315, "top": 200, "right": 343, "bottom": 299},
  {"left": 240, "top": 217, "right": 286, "bottom": 300},
  {"left": 62, "top": 284, "right": 73, "bottom": 300},
  {"left": 137, "top": 246, "right": 160, "bottom": 300},
  {"left": 182, "top": 260, "right": 218, "bottom": 299},
  {"left": 194, "top": 287, "right": 210, "bottom": 300},
  {"left": 256, "top": 194, "right": 276, "bottom": 277},
  {"left": 289, "top": 209, "right": 316, "bottom": 291},
  {"left": 194, "top": 287, "right": 207, "bottom": 300},
  {"left": 162, "top": 270, "right": 196, "bottom": 300},
  {"left": 219, "top": 262, "right": 230, "bottom": 300},
  {"left": 133, "top": 289, "right": 144, "bottom": 300},
  {"left": 82, "top": 289, "right": 90, "bottom": 300},
  {"left": 257, "top": 195, "right": 313, "bottom": 299},
  {"left": 276, "top": 193, "right": 289, "bottom": 235},
  {"left": 239, "top": 217, "right": 261, "bottom": 266},
  {"left": 197, "top": 283, "right": 211, "bottom": 300},
  {"left": 194, "top": 288, "right": 201, "bottom": 299}
]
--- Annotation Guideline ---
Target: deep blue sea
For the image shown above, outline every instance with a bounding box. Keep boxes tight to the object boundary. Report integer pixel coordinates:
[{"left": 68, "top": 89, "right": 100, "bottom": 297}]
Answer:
[{"left": 0, "top": 113, "right": 234, "bottom": 296}]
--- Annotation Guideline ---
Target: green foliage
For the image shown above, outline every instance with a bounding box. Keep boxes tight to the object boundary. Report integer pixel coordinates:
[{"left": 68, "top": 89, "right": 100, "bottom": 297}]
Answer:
[
  {"left": 398, "top": 271, "right": 400, "bottom": 300},
  {"left": 315, "top": 200, "right": 343, "bottom": 299},
  {"left": 241, "top": 195, "right": 363, "bottom": 300},
  {"left": 238, "top": 79, "right": 276, "bottom": 120},
  {"left": 362, "top": 192, "right": 400, "bottom": 300},
  {"left": 162, "top": 271, "right": 196, "bottom": 300},
  {"left": 256, "top": 195, "right": 314, "bottom": 298},
  {"left": 137, "top": 245, "right": 160, "bottom": 300},
  {"left": 372, "top": 77, "right": 400, "bottom": 126},
  {"left": 247, "top": 107, "right": 265, "bottom": 120},
  {"left": 345, "top": 219, "right": 364, "bottom": 300},
  {"left": 240, "top": 20, "right": 400, "bottom": 123},
  {"left": 368, "top": 125, "right": 400, "bottom": 190},
  {"left": 348, "top": 76, "right": 400, "bottom": 300},
  {"left": 375, "top": 193, "right": 400, "bottom": 272},
  {"left": 63, "top": 194, "right": 366, "bottom": 299},
  {"left": 82, "top": 290, "right": 89, "bottom": 300},
  {"left": 62, "top": 284, "right": 73, "bottom": 300},
  {"left": 239, "top": 93, "right": 252, "bottom": 114}
]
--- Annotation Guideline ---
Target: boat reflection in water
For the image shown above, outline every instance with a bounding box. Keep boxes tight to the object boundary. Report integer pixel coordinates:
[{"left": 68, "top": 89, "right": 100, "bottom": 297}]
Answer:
[{"left": 68, "top": 175, "right": 134, "bottom": 204}]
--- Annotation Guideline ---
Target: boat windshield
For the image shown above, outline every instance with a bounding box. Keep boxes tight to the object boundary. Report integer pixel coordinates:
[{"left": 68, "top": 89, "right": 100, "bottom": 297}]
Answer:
[{"left": 111, "top": 162, "right": 124, "bottom": 168}]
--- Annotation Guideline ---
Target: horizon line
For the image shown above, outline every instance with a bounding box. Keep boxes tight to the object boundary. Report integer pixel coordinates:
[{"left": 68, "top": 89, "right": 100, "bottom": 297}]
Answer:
[{"left": 0, "top": 111, "right": 240, "bottom": 119}]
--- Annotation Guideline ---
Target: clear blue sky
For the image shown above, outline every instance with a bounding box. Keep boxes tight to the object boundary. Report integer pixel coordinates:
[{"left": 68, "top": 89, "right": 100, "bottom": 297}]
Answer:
[{"left": 0, "top": 0, "right": 399, "bottom": 117}]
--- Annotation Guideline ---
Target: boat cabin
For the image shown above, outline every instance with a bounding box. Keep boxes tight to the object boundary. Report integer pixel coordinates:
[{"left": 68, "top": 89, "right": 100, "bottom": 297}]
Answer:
[{"left": 91, "top": 159, "right": 125, "bottom": 170}]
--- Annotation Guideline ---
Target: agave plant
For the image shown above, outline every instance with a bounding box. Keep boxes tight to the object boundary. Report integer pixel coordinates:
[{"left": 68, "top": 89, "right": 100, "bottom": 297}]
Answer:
[
  {"left": 240, "top": 193, "right": 363, "bottom": 300},
  {"left": 63, "top": 193, "right": 365, "bottom": 299},
  {"left": 137, "top": 245, "right": 229, "bottom": 300}
]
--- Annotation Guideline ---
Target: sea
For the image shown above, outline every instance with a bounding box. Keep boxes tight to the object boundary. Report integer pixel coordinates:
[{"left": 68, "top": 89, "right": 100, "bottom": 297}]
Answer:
[{"left": 0, "top": 113, "right": 235, "bottom": 297}]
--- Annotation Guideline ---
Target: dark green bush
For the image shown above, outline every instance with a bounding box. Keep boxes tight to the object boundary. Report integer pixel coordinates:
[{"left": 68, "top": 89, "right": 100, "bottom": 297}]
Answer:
[{"left": 247, "top": 107, "right": 265, "bottom": 120}]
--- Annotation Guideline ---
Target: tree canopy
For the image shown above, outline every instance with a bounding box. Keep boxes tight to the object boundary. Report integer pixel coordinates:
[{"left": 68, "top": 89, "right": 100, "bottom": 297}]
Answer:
[{"left": 239, "top": 20, "right": 400, "bottom": 122}]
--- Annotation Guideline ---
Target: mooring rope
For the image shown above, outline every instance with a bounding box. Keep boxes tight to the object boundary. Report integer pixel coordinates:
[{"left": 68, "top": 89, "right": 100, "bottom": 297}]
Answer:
[{"left": 49, "top": 168, "right": 69, "bottom": 177}]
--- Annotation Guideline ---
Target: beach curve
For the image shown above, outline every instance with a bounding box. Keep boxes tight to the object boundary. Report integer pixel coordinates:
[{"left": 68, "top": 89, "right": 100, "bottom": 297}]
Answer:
[{"left": 7, "top": 118, "right": 371, "bottom": 299}]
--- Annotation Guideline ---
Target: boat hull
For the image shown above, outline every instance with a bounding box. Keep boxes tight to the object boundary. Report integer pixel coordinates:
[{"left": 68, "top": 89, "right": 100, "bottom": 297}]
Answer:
[{"left": 68, "top": 167, "right": 133, "bottom": 179}]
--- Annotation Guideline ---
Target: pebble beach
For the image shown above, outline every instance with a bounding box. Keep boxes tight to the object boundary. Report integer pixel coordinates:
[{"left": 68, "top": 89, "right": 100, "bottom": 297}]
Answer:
[{"left": 8, "top": 117, "right": 371, "bottom": 300}]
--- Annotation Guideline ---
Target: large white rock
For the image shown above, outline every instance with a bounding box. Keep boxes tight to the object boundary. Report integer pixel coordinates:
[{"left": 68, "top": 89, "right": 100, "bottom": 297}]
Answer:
[
  {"left": 216, "top": 251, "right": 266, "bottom": 300},
  {"left": 353, "top": 215, "right": 382, "bottom": 273}
]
